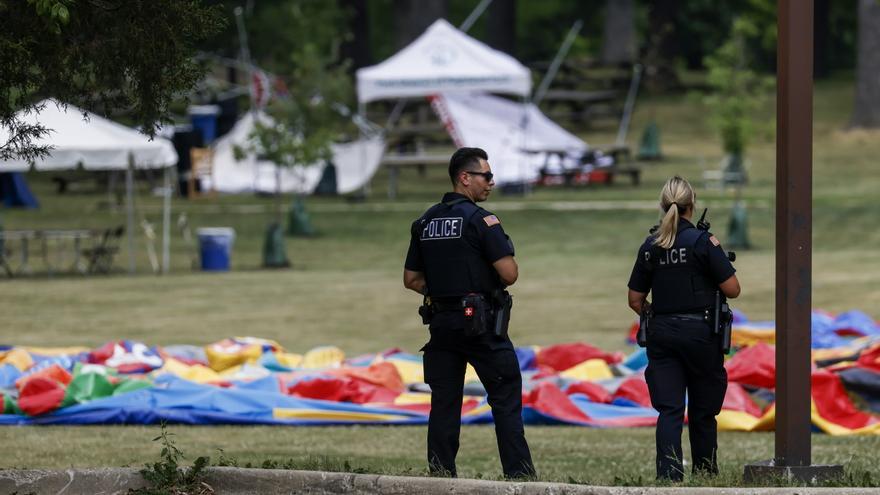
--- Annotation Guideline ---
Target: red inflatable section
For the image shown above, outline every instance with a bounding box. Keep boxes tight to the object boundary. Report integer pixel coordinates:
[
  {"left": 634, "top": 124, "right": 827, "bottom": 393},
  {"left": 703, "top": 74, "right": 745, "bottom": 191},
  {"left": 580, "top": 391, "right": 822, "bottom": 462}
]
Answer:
[
  {"left": 721, "top": 382, "right": 763, "bottom": 416},
  {"left": 18, "top": 377, "right": 66, "bottom": 416},
  {"left": 288, "top": 376, "right": 401, "bottom": 404},
  {"left": 811, "top": 370, "right": 877, "bottom": 430},
  {"left": 613, "top": 376, "right": 652, "bottom": 407},
  {"left": 15, "top": 364, "right": 72, "bottom": 391},
  {"left": 333, "top": 362, "right": 405, "bottom": 392},
  {"left": 725, "top": 342, "right": 776, "bottom": 389},
  {"left": 856, "top": 344, "right": 880, "bottom": 373},
  {"left": 524, "top": 382, "right": 590, "bottom": 424},
  {"left": 536, "top": 343, "right": 623, "bottom": 371},
  {"left": 565, "top": 380, "right": 612, "bottom": 404}
]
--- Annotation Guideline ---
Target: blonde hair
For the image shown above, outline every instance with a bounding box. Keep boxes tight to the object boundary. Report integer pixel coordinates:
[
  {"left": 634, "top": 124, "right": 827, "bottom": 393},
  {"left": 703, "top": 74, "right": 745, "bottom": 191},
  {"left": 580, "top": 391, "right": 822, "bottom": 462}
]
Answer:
[{"left": 653, "top": 176, "right": 696, "bottom": 249}]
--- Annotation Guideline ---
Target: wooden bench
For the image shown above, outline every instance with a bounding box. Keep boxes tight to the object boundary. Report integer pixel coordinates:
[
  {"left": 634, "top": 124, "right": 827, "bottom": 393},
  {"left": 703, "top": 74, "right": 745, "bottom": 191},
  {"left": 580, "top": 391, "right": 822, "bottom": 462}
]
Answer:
[{"left": 603, "top": 164, "right": 641, "bottom": 186}]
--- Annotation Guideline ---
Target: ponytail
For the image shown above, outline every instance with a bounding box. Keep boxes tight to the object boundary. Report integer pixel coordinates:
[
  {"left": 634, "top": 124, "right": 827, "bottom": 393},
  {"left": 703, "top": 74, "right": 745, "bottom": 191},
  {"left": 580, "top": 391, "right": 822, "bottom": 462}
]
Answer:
[
  {"left": 652, "top": 176, "right": 696, "bottom": 249},
  {"left": 654, "top": 205, "right": 680, "bottom": 249}
]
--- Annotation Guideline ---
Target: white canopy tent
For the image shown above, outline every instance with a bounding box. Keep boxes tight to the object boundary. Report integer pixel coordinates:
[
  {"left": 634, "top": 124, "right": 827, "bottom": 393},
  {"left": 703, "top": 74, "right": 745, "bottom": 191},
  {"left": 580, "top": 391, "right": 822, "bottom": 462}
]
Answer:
[
  {"left": 0, "top": 99, "right": 178, "bottom": 273},
  {"left": 356, "top": 19, "right": 532, "bottom": 103},
  {"left": 431, "top": 92, "right": 588, "bottom": 184},
  {"left": 355, "top": 19, "right": 540, "bottom": 190},
  {"left": 206, "top": 112, "right": 385, "bottom": 195}
]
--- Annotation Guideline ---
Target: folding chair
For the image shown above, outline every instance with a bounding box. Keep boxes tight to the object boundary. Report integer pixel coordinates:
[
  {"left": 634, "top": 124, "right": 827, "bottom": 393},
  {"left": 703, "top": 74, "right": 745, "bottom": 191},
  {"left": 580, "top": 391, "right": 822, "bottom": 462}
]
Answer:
[
  {"left": 0, "top": 234, "right": 12, "bottom": 277},
  {"left": 187, "top": 147, "right": 216, "bottom": 198},
  {"left": 83, "top": 226, "right": 124, "bottom": 274}
]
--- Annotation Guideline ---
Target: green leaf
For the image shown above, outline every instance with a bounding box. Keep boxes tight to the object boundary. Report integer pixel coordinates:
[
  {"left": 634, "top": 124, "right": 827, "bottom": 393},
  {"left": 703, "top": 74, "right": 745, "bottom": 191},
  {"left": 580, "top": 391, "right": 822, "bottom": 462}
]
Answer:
[{"left": 57, "top": 4, "right": 68, "bottom": 24}]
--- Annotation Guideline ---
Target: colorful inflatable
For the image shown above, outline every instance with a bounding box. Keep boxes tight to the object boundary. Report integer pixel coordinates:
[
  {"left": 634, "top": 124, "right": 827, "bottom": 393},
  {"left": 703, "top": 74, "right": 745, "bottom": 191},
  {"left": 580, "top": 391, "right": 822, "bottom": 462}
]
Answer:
[{"left": 1, "top": 311, "right": 878, "bottom": 434}]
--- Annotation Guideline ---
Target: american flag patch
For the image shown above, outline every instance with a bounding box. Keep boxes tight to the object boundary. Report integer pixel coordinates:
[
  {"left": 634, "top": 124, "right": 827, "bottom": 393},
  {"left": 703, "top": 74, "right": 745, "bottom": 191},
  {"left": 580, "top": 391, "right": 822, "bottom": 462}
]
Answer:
[
  {"left": 709, "top": 235, "right": 720, "bottom": 246},
  {"left": 483, "top": 215, "right": 500, "bottom": 227}
]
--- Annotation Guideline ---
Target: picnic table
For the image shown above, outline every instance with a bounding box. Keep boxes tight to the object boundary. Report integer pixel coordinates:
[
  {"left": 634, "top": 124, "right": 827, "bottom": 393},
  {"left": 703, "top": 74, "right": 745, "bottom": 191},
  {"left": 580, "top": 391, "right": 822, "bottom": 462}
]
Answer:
[
  {"left": 380, "top": 152, "right": 451, "bottom": 199},
  {"left": 539, "top": 89, "right": 620, "bottom": 125},
  {"left": 0, "top": 227, "right": 123, "bottom": 277}
]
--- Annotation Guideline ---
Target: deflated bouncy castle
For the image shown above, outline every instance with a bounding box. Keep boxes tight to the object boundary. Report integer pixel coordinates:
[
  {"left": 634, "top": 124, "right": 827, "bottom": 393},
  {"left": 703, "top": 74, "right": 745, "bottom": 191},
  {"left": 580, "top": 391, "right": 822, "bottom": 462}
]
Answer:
[{"left": 1, "top": 310, "right": 879, "bottom": 434}]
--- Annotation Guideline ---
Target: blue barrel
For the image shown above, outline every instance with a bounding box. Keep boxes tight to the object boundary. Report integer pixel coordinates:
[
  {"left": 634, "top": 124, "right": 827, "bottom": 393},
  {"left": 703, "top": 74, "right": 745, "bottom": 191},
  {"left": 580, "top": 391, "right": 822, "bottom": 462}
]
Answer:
[
  {"left": 196, "top": 227, "right": 235, "bottom": 271},
  {"left": 188, "top": 104, "right": 221, "bottom": 145}
]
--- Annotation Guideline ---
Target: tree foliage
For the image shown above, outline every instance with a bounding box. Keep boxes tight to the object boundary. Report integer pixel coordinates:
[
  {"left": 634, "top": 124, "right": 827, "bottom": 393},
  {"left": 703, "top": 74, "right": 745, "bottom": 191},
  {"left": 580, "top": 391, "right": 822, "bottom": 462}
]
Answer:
[
  {"left": 702, "top": 18, "right": 774, "bottom": 156},
  {"left": 237, "top": 1, "right": 354, "bottom": 174},
  {"left": 0, "top": 0, "right": 225, "bottom": 161}
]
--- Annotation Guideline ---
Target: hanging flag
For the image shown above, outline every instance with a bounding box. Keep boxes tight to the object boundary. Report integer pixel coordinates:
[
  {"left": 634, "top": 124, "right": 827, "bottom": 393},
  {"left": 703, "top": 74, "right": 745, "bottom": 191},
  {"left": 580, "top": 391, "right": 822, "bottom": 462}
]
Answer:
[{"left": 252, "top": 69, "right": 272, "bottom": 108}]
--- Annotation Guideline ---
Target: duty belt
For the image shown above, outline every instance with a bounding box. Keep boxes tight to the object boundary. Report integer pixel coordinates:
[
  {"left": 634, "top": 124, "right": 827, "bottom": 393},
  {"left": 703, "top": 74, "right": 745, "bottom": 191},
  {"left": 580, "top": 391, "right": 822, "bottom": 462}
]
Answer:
[
  {"left": 656, "top": 312, "right": 706, "bottom": 321},
  {"left": 430, "top": 298, "right": 462, "bottom": 312}
]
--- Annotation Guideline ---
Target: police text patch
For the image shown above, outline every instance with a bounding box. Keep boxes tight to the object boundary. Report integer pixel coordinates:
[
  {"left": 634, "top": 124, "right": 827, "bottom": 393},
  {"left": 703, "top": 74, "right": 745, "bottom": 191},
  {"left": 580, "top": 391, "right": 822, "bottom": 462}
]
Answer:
[{"left": 421, "top": 217, "right": 463, "bottom": 240}]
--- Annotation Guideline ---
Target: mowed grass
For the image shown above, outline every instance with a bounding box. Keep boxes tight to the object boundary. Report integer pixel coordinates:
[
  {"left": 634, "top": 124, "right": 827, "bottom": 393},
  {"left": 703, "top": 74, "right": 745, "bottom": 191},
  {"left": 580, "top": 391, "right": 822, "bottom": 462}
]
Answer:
[
  {"left": 4, "top": 426, "right": 880, "bottom": 487},
  {"left": 1, "top": 77, "right": 880, "bottom": 484}
]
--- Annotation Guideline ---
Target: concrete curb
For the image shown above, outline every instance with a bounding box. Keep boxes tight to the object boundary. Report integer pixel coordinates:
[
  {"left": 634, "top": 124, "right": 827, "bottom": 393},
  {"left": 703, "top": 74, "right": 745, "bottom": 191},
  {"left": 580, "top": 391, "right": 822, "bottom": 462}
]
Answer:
[{"left": 1, "top": 467, "right": 878, "bottom": 495}]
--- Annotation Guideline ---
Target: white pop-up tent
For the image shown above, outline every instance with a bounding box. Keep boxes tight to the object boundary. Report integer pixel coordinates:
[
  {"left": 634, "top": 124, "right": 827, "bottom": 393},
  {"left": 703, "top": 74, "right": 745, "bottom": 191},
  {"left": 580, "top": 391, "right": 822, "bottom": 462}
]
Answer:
[
  {"left": 356, "top": 18, "right": 532, "bottom": 103},
  {"left": 0, "top": 99, "right": 178, "bottom": 273},
  {"left": 431, "top": 92, "right": 588, "bottom": 184},
  {"left": 355, "top": 19, "right": 539, "bottom": 189},
  {"left": 206, "top": 112, "right": 385, "bottom": 195}
]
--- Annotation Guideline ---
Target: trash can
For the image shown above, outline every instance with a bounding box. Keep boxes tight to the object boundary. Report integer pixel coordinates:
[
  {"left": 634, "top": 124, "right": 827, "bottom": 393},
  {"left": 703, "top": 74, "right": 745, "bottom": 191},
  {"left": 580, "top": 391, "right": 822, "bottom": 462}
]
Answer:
[
  {"left": 196, "top": 227, "right": 235, "bottom": 271},
  {"left": 188, "top": 104, "right": 221, "bottom": 145}
]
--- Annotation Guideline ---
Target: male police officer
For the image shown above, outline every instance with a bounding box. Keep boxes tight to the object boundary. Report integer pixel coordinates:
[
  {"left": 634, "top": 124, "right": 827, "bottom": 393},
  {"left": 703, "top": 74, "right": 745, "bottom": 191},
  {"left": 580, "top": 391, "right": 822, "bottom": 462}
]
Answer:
[{"left": 403, "top": 147, "right": 535, "bottom": 479}]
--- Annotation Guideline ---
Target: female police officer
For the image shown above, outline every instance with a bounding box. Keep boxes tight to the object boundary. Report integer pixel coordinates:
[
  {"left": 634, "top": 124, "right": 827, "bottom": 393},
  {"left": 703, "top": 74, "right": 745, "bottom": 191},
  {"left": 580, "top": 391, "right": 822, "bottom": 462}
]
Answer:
[{"left": 627, "top": 176, "right": 740, "bottom": 481}]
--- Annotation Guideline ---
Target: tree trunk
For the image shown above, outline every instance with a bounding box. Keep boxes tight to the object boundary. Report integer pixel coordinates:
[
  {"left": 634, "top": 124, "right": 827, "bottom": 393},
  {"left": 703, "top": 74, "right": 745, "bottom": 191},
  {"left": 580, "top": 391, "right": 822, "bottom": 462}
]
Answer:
[
  {"left": 600, "top": 0, "right": 635, "bottom": 66},
  {"left": 813, "top": 0, "right": 830, "bottom": 78},
  {"left": 393, "top": 0, "right": 448, "bottom": 50},
  {"left": 339, "top": 0, "right": 371, "bottom": 71},
  {"left": 487, "top": 0, "right": 516, "bottom": 56},
  {"left": 852, "top": 0, "right": 880, "bottom": 128},
  {"left": 643, "top": 0, "right": 681, "bottom": 91}
]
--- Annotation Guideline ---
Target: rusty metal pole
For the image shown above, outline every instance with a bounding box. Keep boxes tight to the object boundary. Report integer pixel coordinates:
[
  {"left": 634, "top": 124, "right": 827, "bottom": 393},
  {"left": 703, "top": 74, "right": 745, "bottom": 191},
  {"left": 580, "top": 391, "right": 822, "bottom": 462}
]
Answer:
[
  {"left": 775, "top": 0, "right": 814, "bottom": 467},
  {"left": 744, "top": 0, "right": 842, "bottom": 483}
]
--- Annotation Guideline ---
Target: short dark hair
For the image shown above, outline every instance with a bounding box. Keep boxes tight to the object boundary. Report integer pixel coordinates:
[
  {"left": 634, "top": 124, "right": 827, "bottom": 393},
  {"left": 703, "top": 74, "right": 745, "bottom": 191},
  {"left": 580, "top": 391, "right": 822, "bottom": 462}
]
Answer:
[{"left": 448, "top": 147, "right": 488, "bottom": 185}]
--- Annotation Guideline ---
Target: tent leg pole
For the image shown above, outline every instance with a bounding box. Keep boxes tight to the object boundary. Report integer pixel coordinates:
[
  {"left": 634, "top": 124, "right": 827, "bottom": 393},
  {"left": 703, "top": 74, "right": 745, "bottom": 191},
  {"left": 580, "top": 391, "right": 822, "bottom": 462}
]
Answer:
[
  {"left": 359, "top": 102, "right": 369, "bottom": 198},
  {"left": 162, "top": 166, "right": 171, "bottom": 274},
  {"left": 126, "top": 155, "right": 136, "bottom": 274}
]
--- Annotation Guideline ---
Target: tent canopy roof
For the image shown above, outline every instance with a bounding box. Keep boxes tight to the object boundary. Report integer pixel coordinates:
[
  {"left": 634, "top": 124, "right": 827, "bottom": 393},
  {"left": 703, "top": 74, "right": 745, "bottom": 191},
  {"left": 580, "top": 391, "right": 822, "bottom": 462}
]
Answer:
[
  {"left": 0, "top": 99, "right": 177, "bottom": 172},
  {"left": 356, "top": 19, "right": 532, "bottom": 104}
]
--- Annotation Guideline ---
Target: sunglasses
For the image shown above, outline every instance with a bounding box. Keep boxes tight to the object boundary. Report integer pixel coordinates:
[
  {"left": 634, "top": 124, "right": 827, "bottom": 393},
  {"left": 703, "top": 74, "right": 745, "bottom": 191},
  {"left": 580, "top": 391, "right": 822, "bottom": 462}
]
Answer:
[{"left": 465, "top": 171, "right": 494, "bottom": 181}]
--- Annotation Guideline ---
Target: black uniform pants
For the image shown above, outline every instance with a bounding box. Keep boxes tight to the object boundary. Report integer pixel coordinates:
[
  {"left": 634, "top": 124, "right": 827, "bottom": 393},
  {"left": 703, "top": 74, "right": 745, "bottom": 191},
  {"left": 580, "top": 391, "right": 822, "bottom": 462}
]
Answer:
[
  {"left": 645, "top": 315, "right": 727, "bottom": 481},
  {"left": 422, "top": 328, "right": 535, "bottom": 479}
]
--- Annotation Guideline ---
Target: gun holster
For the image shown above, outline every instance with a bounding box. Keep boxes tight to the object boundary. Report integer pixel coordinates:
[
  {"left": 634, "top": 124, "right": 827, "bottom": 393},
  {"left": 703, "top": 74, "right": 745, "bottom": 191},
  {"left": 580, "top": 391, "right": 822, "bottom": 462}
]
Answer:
[
  {"left": 637, "top": 303, "right": 652, "bottom": 348},
  {"left": 418, "top": 296, "right": 434, "bottom": 325},
  {"left": 719, "top": 302, "right": 733, "bottom": 354},
  {"left": 491, "top": 289, "right": 513, "bottom": 338},
  {"left": 462, "top": 293, "right": 489, "bottom": 337}
]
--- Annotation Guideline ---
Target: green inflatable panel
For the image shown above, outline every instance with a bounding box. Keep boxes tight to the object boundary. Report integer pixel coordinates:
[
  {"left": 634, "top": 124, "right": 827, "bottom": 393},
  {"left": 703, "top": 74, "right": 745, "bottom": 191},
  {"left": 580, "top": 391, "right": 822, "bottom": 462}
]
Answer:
[
  {"left": 62, "top": 372, "right": 114, "bottom": 407},
  {"left": 113, "top": 378, "right": 154, "bottom": 396}
]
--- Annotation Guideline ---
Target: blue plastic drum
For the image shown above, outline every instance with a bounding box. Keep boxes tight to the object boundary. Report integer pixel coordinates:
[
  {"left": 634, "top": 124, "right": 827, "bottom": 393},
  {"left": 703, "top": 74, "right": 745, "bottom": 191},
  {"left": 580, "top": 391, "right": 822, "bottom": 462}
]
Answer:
[
  {"left": 196, "top": 227, "right": 235, "bottom": 271},
  {"left": 188, "top": 105, "right": 221, "bottom": 145}
]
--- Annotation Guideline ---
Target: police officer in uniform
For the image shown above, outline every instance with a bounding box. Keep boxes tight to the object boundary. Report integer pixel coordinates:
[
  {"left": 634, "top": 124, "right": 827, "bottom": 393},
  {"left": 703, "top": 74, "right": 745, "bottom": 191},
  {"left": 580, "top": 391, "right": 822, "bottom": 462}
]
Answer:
[
  {"left": 403, "top": 147, "right": 535, "bottom": 479},
  {"left": 627, "top": 176, "right": 740, "bottom": 481}
]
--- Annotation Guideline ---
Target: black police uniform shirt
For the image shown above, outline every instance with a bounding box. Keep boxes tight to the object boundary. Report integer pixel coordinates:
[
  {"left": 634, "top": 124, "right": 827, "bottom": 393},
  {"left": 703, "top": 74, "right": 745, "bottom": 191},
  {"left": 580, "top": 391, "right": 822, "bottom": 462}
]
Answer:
[
  {"left": 405, "top": 192, "right": 513, "bottom": 289},
  {"left": 404, "top": 192, "right": 514, "bottom": 329},
  {"left": 627, "top": 218, "right": 735, "bottom": 315}
]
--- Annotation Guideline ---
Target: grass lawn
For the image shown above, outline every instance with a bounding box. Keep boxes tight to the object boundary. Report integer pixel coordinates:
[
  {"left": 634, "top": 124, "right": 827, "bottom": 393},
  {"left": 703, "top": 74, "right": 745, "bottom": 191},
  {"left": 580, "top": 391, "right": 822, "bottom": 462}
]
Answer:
[{"left": 1, "top": 76, "right": 879, "bottom": 485}]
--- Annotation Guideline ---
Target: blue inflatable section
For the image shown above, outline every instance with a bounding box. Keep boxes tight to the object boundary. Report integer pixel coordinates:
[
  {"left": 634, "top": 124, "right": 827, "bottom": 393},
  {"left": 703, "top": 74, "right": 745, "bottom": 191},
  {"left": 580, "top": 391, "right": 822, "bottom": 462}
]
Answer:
[
  {"left": 0, "top": 376, "right": 431, "bottom": 426},
  {"left": 0, "top": 172, "right": 38, "bottom": 208}
]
